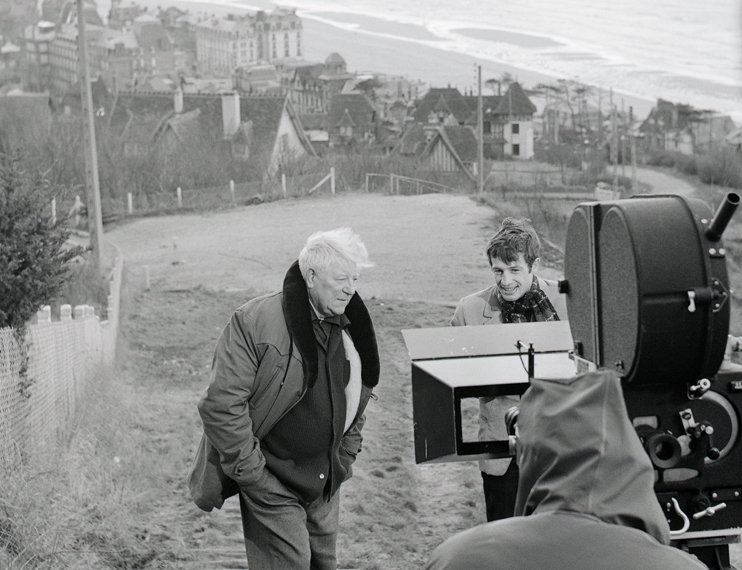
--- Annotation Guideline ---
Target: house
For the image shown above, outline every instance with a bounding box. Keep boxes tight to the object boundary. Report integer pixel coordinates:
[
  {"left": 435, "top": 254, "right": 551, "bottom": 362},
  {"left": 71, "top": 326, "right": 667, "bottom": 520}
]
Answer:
[
  {"left": 394, "top": 123, "right": 477, "bottom": 180},
  {"left": 107, "top": 90, "right": 316, "bottom": 177},
  {"left": 639, "top": 99, "right": 738, "bottom": 155},
  {"left": 327, "top": 93, "right": 376, "bottom": 147},
  {"left": 409, "top": 83, "right": 537, "bottom": 160},
  {"left": 464, "top": 82, "right": 537, "bottom": 159},
  {"left": 421, "top": 126, "right": 478, "bottom": 180},
  {"left": 412, "top": 87, "right": 472, "bottom": 126},
  {"left": 284, "top": 53, "right": 354, "bottom": 115},
  {"left": 233, "top": 63, "right": 282, "bottom": 95}
]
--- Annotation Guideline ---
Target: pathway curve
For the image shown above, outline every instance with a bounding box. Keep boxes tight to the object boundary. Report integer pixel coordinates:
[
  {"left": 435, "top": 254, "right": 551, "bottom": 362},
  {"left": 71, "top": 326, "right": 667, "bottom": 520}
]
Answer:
[{"left": 634, "top": 166, "right": 697, "bottom": 196}]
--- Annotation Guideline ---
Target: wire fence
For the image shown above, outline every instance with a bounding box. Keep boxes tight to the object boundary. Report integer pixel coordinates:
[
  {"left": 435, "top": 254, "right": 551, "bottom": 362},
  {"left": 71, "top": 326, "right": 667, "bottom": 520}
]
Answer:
[{"left": 0, "top": 255, "right": 123, "bottom": 469}]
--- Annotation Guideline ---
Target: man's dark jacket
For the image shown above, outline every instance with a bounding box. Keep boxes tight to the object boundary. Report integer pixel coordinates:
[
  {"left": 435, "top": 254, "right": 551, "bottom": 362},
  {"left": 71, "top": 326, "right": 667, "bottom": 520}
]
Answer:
[{"left": 188, "top": 261, "right": 380, "bottom": 511}]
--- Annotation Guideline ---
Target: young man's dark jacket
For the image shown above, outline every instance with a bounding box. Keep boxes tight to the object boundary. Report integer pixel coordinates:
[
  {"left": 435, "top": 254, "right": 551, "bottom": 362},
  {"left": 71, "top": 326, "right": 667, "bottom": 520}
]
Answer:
[
  {"left": 188, "top": 261, "right": 380, "bottom": 511},
  {"left": 424, "top": 370, "right": 708, "bottom": 570}
]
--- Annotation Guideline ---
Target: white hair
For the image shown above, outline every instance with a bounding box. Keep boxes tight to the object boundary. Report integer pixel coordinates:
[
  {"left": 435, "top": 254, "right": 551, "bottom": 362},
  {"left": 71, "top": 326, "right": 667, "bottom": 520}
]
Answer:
[{"left": 298, "top": 227, "right": 373, "bottom": 279}]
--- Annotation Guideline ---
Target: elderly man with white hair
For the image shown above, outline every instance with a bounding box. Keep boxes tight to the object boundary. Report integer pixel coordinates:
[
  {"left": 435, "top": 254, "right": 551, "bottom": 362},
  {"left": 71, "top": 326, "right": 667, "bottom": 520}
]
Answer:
[{"left": 189, "top": 227, "right": 380, "bottom": 570}]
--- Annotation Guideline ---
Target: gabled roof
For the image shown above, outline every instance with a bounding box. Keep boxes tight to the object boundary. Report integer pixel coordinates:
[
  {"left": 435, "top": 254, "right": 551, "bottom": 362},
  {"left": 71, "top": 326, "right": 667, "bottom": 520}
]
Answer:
[
  {"left": 293, "top": 63, "right": 324, "bottom": 85},
  {"left": 325, "top": 52, "right": 346, "bottom": 66},
  {"left": 493, "top": 82, "right": 537, "bottom": 116},
  {"left": 109, "top": 92, "right": 316, "bottom": 171},
  {"left": 412, "top": 87, "right": 473, "bottom": 124},
  {"left": 328, "top": 93, "right": 375, "bottom": 133},
  {"left": 421, "top": 126, "right": 477, "bottom": 180},
  {"left": 337, "top": 109, "right": 356, "bottom": 128},
  {"left": 394, "top": 124, "right": 429, "bottom": 156},
  {"left": 462, "top": 82, "right": 537, "bottom": 120}
]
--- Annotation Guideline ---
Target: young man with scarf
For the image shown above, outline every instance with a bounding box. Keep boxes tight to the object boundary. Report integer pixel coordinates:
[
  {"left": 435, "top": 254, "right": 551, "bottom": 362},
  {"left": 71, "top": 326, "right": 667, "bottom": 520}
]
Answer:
[{"left": 451, "top": 217, "right": 567, "bottom": 522}]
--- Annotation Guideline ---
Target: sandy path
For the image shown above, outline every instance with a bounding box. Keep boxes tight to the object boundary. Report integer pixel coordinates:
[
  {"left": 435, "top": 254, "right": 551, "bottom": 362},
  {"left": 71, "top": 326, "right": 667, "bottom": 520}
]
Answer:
[{"left": 106, "top": 193, "right": 564, "bottom": 304}]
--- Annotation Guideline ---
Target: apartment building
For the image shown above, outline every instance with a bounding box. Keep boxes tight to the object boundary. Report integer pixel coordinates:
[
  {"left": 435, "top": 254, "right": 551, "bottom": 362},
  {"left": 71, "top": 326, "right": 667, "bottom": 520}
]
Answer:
[{"left": 196, "top": 8, "right": 302, "bottom": 77}]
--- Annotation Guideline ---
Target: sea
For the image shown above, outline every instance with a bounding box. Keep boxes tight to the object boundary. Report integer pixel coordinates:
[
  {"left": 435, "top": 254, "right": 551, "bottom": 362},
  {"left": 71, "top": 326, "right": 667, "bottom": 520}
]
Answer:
[{"left": 111, "top": 0, "right": 742, "bottom": 123}]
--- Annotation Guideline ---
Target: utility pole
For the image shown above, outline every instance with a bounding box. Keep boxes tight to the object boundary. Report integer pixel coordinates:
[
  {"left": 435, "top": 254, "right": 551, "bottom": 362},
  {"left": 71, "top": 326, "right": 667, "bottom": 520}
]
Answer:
[
  {"left": 477, "top": 65, "right": 484, "bottom": 195},
  {"left": 621, "top": 99, "right": 626, "bottom": 179},
  {"left": 629, "top": 106, "right": 637, "bottom": 191},
  {"left": 610, "top": 88, "right": 618, "bottom": 191},
  {"left": 77, "top": 0, "right": 104, "bottom": 274}
]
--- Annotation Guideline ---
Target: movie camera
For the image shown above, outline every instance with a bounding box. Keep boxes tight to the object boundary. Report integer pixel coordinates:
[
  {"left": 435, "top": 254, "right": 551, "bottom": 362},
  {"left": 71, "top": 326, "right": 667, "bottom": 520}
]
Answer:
[{"left": 403, "top": 191, "right": 741, "bottom": 569}]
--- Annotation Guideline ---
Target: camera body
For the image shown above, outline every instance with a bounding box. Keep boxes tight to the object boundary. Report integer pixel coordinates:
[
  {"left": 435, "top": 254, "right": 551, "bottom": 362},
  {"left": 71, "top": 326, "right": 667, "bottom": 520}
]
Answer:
[{"left": 563, "top": 193, "right": 740, "bottom": 539}]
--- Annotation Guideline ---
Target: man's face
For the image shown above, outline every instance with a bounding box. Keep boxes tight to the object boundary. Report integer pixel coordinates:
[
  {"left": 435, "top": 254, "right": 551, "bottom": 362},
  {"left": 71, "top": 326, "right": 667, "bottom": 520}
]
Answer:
[
  {"left": 491, "top": 253, "right": 539, "bottom": 302},
  {"left": 306, "top": 261, "right": 359, "bottom": 318}
]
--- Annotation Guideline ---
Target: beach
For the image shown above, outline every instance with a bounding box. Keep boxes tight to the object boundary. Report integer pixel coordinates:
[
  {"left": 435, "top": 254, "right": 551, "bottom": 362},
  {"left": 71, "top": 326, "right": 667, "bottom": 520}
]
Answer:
[{"left": 147, "top": 0, "right": 742, "bottom": 124}]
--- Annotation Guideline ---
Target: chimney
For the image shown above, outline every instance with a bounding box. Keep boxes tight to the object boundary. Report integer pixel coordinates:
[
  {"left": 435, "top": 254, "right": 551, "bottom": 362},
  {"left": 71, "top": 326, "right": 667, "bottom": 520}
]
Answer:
[
  {"left": 174, "top": 87, "right": 183, "bottom": 113},
  {"left": 222, "top": 92, "right": 240, "bottom": 137}
]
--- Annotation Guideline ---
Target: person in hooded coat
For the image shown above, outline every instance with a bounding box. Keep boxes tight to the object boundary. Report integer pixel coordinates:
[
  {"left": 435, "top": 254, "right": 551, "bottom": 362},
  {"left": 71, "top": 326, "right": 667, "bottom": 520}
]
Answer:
[{"left": 423, "top": 369, "right": 708, "bottom": 570}]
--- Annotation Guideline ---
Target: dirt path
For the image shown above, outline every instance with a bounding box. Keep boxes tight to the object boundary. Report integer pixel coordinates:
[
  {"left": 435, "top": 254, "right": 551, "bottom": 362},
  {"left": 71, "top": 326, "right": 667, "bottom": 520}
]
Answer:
[
  {"left": 635, "top": 166, "right": 698, "bottom": 196},
  {"left": 106, "top": 192, "right": 564, "bottom": 305}
]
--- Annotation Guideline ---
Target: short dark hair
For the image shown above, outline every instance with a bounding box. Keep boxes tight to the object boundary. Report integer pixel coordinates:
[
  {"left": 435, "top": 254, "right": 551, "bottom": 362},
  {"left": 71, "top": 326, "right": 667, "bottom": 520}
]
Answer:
[{"left": 486, "top": 217, "right": 541, "bottom": 268}]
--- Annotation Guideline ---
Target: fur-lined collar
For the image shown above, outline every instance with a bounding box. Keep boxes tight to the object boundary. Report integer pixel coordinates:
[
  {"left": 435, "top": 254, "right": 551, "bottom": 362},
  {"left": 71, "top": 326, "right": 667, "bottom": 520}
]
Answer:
[{"left": 281, "top": 261, "right": 380, "bottom": 390}]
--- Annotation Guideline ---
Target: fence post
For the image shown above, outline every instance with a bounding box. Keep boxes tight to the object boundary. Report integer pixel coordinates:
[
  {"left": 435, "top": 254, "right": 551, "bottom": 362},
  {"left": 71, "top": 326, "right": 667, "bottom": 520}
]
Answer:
[
  {"left": 390, "top": 174, "right": 394, "bottom": 195},
  {"left": 230, "top": 180, "right": 236, "bottom": 203},
  {"left": 74, "top": 305, "right": 84, "bottom": 320},
  {"left": 282, "top": 173, "right": 287, "bottom": 198},
  {"left": 330, "top": 167, "right": 335, "bottom": 195},
  {"left": 74, "top": 195, "right": 82, "bottom": 227},
  {"left": 51, "top": 198, "right": 56, "bottom": 225},
  {"left": 177, "top": 187, "right": 182, "bottom": 208},
  {"left": 144, "top": 265, "right": 151, "bottom": 291},
  {"left": 60, "top": 304, "right": 72, "bottom": 321},
  {"left": 365, "top": 173, "right": 369, "bottom": 193},
  {"left": 127, "top": 192, "right": 133, "bottom": 215},
  {"left": 37, "top": 305, "right": 52, "bottom": 324}
]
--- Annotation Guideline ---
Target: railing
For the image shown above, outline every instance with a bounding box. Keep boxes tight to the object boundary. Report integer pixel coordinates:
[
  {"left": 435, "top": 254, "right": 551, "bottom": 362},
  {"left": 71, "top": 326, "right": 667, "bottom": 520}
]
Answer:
[{"left": 365, "top": 173, "right": 461, "bottom": 195}]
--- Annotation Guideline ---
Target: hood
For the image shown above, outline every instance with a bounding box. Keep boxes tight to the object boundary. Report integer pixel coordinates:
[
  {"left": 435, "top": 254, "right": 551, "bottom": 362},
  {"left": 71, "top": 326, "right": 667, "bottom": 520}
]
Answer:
[{"left": 514, "top": 369, "right": 670, "bottom": 545}]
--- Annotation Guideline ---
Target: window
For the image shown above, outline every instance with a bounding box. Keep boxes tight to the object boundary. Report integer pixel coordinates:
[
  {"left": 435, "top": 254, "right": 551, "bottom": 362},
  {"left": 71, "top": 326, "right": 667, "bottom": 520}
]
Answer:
[
  {"left": 512, "top": 143, "right": 520, "bottom": 156},
  {"left": 512, "top": 123, "right": 519, "bottom": 135}
]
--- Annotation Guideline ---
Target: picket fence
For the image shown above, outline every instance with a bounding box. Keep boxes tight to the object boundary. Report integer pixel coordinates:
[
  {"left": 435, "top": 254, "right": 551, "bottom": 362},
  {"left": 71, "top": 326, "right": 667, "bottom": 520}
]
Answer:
[{"left": 0, "top": 255, "right": 124, "bottom": 468}]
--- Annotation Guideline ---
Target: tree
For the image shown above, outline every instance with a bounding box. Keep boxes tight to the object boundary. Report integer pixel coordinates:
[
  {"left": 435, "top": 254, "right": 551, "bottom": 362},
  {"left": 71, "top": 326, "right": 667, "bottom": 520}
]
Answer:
[{"left": 0, "top": 154, "right": 83, "bottom": 330}]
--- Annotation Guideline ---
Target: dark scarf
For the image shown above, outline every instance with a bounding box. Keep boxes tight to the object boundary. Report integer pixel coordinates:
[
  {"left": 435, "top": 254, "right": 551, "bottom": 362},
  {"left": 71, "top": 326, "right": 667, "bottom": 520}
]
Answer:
[{"left": 499, "top": 276, "right": 560, "bottom": 323}]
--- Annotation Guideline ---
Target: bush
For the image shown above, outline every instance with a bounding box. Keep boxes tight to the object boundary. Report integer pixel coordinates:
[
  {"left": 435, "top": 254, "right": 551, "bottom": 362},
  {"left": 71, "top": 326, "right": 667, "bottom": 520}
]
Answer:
[
  {"left": 697, "top": 149, "right": 742, "bottom": 189},
  {"left": 0, "top": 155, "right": 83, "bottom": 329}
]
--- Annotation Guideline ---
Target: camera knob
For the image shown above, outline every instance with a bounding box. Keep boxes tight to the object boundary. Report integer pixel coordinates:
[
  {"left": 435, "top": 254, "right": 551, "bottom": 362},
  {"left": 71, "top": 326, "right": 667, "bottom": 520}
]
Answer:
[
  {"left": 707, "top": 447, "right": 721, "bottom": 460},
  {"left": 693, "top": 502, "right": 727, "bottom": 520}
]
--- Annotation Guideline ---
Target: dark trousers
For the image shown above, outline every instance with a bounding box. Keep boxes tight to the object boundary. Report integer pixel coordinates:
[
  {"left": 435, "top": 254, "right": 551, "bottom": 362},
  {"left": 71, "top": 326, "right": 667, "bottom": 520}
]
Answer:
[
  {"left": 239, "top": 472, "right": 340, "bottom": 570},
  {"left": 482, "top": 459, "right": 520, "bottom": 522}
]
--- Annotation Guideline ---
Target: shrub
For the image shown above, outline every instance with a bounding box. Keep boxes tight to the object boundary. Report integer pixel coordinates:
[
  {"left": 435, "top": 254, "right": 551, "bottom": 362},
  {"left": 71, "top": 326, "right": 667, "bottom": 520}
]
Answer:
[
  {"left": 697, "top": 149, "right": 742, "bottom": 189},
  {"left": 0, "top": 154, "right": 83, "bottom": 329}
]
